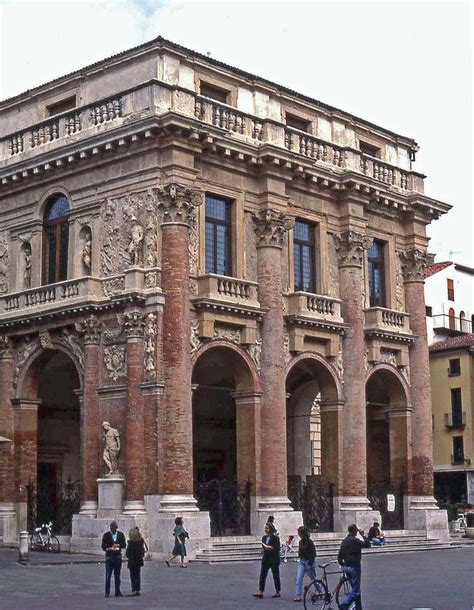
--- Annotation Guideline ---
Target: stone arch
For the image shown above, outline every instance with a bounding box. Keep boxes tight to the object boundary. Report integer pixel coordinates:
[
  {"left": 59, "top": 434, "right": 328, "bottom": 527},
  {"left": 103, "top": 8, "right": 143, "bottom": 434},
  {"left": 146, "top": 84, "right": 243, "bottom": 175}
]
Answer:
[
  {"left": 36, "top": 185, "right": 74, "bottom": 221},
  {"left": 365, "top": 364, "right": 411, "bottom": 495},
  {"left": 285, "top": 352, "right": 343, "bottom": 504}
]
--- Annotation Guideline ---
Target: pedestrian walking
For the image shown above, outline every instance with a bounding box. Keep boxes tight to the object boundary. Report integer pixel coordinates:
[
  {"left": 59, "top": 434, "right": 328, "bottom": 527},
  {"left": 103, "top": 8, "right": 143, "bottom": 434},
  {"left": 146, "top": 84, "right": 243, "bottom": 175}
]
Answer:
[
  {"left": 101, "top": 520, "right": 126, "bottom": 598},
  {"left": 266, "top": 515, "right": 280, "bottom": 537},
  {"left": 294, "top": 526, "right": 317, "bottom": 602},
  {"left": 126, "top": 527, "right": 146, "bottom": 596},
  {"left": 337, "top": 523, "right": 371, "bottom": 610},
  {"left": 367, "top": 521, "right": 386, "bottom": 546},
  {"left": 165, "top": 516, "right": 189, "bottom": 568},
  {"left": 253, "top": 523, "right": 281, "bottom": 599}
]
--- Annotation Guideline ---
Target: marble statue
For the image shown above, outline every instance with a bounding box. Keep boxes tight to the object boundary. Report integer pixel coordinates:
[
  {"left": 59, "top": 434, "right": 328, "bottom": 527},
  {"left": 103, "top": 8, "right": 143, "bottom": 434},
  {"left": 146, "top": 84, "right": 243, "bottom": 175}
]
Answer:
[
  {"left": 82, "top": 231, "right": 92, "bottom": 275},
  {"left": 102, "top": 421, "right": 121, "bottom": 476},
  {"left": 127, "top": 216, "right": 144, "bottom": 266},
  {"left": 23, "top": 243, "right": 32, "bottom": 289}
]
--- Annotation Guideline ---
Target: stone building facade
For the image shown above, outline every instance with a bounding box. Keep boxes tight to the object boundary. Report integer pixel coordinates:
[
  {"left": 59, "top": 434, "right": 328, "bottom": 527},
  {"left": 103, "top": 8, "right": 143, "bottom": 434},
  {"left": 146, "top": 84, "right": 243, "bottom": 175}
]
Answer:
[{"left": 0, "top": 37, "right": 450, "bottom": 553}]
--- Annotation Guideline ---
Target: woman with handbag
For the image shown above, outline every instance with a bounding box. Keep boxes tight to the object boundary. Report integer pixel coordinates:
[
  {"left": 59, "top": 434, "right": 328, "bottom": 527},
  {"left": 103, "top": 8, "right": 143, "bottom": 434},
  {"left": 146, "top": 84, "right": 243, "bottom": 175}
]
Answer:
[
  {"left": 126, "top": 527, "right": 146, "bottom": 597},
  {"left": 165, "top": 516, "right": 189, "bottom": 568}
]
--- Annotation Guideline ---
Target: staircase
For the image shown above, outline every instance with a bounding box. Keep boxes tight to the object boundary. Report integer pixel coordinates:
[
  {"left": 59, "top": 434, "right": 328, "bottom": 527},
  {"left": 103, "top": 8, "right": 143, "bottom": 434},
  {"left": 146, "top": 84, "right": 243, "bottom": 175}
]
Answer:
[{"left": 194, "top": 532, "right": 463, "bottom": 563}]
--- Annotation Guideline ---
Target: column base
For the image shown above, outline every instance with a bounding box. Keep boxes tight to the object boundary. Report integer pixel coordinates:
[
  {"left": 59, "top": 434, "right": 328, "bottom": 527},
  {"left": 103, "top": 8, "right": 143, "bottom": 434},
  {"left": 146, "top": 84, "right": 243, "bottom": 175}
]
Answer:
[
  {"left": 97, "top": 476, "right": 124, "bottom": 518},
  {"left": 79, "top": 501, "right": 98, "bottom": 516},
  {"left": 250, "top": 496, "right": 302, "bottom": 537},
  {"left": 122, "top": 500, "right": 146, "bottom": 515},
  {"left": 144, "top": 495, "right": 211, "bottom": 560},
  {"left": 71, "top": 512, "right": 148, "bottom": 554},
  {"left": 0, "top": 502, "right": 17, "bottom": 543},
  {"left": 333, "top": 496, "right": 381, "bottom": 533},
  {"left": 404, "top": 495, "right": 449, "bottom": 541}
]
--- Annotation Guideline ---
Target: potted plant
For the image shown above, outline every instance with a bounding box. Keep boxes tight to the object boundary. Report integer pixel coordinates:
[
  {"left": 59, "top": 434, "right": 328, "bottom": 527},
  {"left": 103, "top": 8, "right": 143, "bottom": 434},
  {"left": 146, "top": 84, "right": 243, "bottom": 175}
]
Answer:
[{"left": 465, "top": 512, "right": 474, "bottom": 539}]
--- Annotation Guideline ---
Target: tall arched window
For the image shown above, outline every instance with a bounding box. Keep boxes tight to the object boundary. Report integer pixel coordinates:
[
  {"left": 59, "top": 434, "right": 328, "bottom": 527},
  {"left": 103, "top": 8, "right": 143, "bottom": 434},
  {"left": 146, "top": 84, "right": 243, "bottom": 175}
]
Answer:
[
  {"left": 448, "top": 307, "right": 456, "bottom": 331},
  {"left": 460, "top": 311, "right": 468, "bottom": 333},
  {"left": 43, "top": 194, "right": 70, "bottom": 285}
]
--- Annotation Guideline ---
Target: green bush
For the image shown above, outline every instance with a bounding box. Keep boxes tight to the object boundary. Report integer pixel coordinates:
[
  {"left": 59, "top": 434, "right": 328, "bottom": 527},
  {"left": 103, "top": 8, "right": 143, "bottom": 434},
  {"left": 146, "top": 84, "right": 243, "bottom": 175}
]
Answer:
[{"left": 438, "top": 503, "right": 458, "bottom": 522}]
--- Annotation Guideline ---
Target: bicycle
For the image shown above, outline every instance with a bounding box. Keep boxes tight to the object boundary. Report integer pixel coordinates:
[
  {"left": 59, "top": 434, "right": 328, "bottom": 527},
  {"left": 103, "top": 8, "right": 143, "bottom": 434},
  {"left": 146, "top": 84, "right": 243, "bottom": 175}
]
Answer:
[
  {"left": 30, "top": 521, "right": 60, "bottom": 553},
  {"left": 303, "top": 559, "right": 354, "bottom": 609}
]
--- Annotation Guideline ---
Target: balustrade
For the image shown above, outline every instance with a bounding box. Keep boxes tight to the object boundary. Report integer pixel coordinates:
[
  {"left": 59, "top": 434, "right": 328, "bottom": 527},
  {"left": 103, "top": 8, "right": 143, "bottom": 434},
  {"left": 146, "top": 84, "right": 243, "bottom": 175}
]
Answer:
[
  {"left": 8, "top": 134, "right": 24, "bottom": 156},
  {"left": 365, "top": 307, "right": 411, "bottom": 333},
  {"left": 194, "top": 97, "right": 263, "bottom": 141},
  {"left": 285, "top": 128, "right": 345, "bottom": 167},
  {"left": 31, "top": 121, "right": 59, "bottom": 148},
  {"left": 287, "top": 292, "right": 343, "bottom": 322},
  {"left": 90, "top": 98, "right": 122, "bottom": 125},
  {"left": 64, "top": 113, "right": 82, "bottom": 135},
  {"left": 196, "top": 274, "right": 259, "bottom": 306}
]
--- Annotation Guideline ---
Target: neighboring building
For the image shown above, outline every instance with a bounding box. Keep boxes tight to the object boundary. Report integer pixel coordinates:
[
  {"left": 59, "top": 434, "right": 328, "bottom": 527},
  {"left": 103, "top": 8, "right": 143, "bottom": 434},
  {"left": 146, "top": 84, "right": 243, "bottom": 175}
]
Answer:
[
  {"left": 425, "top": 262, "right": 474, "bottom": 505},
  {"left": 0, "top": 36, "right": 450, "bottom": 552}
]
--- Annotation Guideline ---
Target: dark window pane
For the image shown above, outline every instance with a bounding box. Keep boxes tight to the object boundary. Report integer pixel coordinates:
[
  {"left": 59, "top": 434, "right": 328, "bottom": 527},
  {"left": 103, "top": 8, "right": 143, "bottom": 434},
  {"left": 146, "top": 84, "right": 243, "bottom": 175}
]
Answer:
[
  {"left": 368, "top": 239, "right": 385, "bottom": 307},
  {"left": 205, "top": 196, "right": 229, "bottom": 221},
  {"left": 46, "top": 226, "right": 56, "bottom": 284},
  {"left": 205, "top": 196, "right": 231, "bottom": 275},
  {"left": 294, "top": 220, "right": 315, "bottom": 293},
  {"left": 45, "top": 195, "right": 70, "bottom": 220},
  {"left": 453, "top": 436, "right": 464, "bottom": 462},
  {"left": 294, "top": 220, "right": 310, "bottom": 241},
  {"left": 59, "top": 222, "right": 69, "bottom": 281}
]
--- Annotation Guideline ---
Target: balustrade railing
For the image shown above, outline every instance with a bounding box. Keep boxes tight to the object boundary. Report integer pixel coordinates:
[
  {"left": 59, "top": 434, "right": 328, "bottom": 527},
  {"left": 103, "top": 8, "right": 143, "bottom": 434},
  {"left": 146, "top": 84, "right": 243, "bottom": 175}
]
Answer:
[
  {"left": 360, "top": 155, "right": 410, "bottom": 190},
  {"left": 365, "top": 307, "right": 411, "bottom": 333},
  {"left": 31, "top": 121, "right": 59, "bottom": 148},
  {"left": 287, "top": 292, "right": 343, "bottom": 322},
  {"left": 8, "top": 134, "right": 24, "bottom": 156},
  {"left": 285, "top": 128, "right": 345, "bottom": 167},
  {"left": 196, "top": 274, "right": 259, "bottom": 305},
  {"left": 194, "top": 97, "right": 264, "bottom": 142},
  {"left": 90, "top": 98, "right": 122, "bottom": 125}
]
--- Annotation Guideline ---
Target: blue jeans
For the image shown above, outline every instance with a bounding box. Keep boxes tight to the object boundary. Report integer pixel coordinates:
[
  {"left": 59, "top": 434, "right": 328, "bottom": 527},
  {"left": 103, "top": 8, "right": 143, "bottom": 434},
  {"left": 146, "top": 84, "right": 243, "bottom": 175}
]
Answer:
[
  {"left": 105, "top": 555, "right": 122, "bottom": 596},
  {"left": 295, "top": 559, "right": 317, "bottom": 596},
  {"left": 340, "top": 565, "right": 362, "bottom": 610},
  {"left": 370, "top": 536, "right": 385, "bottom": 546}
]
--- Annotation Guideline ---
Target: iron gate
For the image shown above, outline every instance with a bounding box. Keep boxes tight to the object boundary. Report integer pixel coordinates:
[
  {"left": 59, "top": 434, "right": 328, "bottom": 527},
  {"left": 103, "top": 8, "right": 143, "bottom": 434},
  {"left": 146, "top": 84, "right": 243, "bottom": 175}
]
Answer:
[
  {"left": 196, "top": 479, "right": 251, "bottom": 537},
  {"left": 367, "top": 484, "right": 404, "bottom": 530},
  {"left": 288, "top": 475, "right": 334, "bottom": 532},
  {"left": 27, "top": 478, "right": 81, "bottom": 534}
]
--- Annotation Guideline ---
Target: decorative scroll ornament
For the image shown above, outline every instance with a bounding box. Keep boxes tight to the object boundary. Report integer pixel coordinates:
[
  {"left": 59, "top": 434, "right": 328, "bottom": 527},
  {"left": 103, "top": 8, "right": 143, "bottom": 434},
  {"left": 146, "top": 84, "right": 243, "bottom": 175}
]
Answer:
[
  {"left": 157, "top": 183, "right": 203, "bottom": 225},
  {"left": 104, "top": 345, "right": 126, "bottom": 381},
  {"left": 61, "top": 328, "right": 84, "bottom": 372},
  {"left": 283, "top": 331, "right": 291, "bottom": 364},
  {"left": 14, "top": 336, "right": 39, "bottom": 387},
  {"left": 380, "top": 348, "right": 398, "bottom": 367},
  {"left": 395, "top": 252, "right": 405, "bottom": 310},
  {"left": 400, "top": 248, "right": 428, "bottom": 283},
  {"left": 190, "top": 320, "right": 201, "bottom": 355},
  {"left": 121, "top": 310, "right": 145, "bottom": 338},
  {"left": 102, "top": 276, "right": 125, "bottom": 297},
  {"left": 144, "top": 219, "right": 158, "bottom": 268},
  {"left": 213, "top": 324, "right": 241, "bottom": 343},
  {"left": 334, "top": 231, "right": 373, "bottom": 267},
  {"left": 145, "top": 271, "right": 158, "bottom": 289},
  {"left": 0, "top": 230, "right": 10, "bottom": 295},
  {"left": 246, "top": 331, "right": 262, "bottom": 373},
  {"left": 77, "top": 314, "right": 101, "bottom": 344},
  {"left": 39, "top": 330, "right": 54, "bottom": 350},
  {"left": 253, "top": 208, "right": 293, "bottom": 248},
  {"left": 144, "top": 313, "right": 157, "bottom": 380},
  {"left": 0, "top": 335, "right": 13, "bottom": 359}
]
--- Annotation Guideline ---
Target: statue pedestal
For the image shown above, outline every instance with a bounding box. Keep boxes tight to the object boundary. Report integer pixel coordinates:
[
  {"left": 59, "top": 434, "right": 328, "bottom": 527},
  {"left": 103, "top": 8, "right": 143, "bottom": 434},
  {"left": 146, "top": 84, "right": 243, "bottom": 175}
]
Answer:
[{"left": 97, "top": 476, "right": 124, "bottom": 519}]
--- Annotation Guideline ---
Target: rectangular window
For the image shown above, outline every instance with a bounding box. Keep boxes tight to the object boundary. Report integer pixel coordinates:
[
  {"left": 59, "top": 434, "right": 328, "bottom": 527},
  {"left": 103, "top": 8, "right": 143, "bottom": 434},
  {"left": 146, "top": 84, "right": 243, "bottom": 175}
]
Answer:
[
  {"left": 447, "top": 278, "right": 455, "bottom": 301},
  {"left": 200, "top": 82, "right": 229, "bottom": 104},
  {"left": 425, "top": 306, "right": 433, "bottom": 317},
  {"left": 46, "top": 96, "right": 76, "bottom": 116},
  {"left": 286, "top": 113, "right": 309, "bottom": 132},
  {"left": 205, "top": 195, "right": 232, "bottom": 276},
  {"left": 451, "top": 388, "right": 463, "bottom": 427},
  {"left": 359, "top": 141, "right": 381, "bottom": 158},
  {"left": 368, "top": 239, "right": 386, "bottom": 307},
  {"left": 293, "top": 219, "right": 315, "bottom": 292},
  {"left": 448, "top": 358, "right": 461, "bottom": 376},
  {"left": 452, "top": 436, "right": 464, "bottom": 464}
]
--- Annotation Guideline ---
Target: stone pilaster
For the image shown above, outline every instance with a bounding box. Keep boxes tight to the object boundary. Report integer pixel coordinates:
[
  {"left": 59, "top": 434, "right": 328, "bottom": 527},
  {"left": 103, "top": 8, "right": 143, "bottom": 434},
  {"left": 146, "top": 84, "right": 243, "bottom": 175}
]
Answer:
[
  {"left": 252, "top": 208, "right": 301, "bottom": 535},
  {"left": 333, "top": 230, "right": 380, "bottom": 531},
  {"left": 401, "top": 248, "right": 448, "bottom": 539},
  {"left": 122, "top": 309, "right": 146, "bottom": 514},
  {"left": 0, "top": 336, "right": 17, "bottom": 542},
  {"left": 78, "top": 315, "right": 101, "bottom": 515}
]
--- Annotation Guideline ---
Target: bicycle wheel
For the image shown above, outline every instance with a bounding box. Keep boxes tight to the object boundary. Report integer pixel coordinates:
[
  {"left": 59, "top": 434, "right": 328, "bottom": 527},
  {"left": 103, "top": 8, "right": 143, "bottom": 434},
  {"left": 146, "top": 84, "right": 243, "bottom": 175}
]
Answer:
[
  {"left": 30, "top": 534, "right": 43, "bottom": 552},
  {"left": 303, "top": 579, "right": 328, "bottom": 609},
  {"left": 47, "top": 536, "right": 60, "bottom": 553},
  {"left": 334, "top": 575, "right": 351, "bottom": 606}
]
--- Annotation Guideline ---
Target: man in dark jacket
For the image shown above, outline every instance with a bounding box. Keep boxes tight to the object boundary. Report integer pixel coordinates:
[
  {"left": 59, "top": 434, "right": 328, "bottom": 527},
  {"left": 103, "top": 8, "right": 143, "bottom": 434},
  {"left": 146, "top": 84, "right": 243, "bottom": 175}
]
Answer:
[
  {"left": 337, "top": 523, "right": 370, "bottom": 610},
  {"left": 101, "top": 520, "right": 126, "bottom": 597}
]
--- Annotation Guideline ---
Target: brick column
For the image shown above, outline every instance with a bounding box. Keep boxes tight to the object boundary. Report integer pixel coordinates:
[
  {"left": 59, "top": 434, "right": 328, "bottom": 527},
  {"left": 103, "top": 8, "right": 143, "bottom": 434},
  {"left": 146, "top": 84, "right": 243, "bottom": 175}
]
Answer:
[
  {"left": 157, "top": 183, "right": 202, "bottom": 509},
  {"left": 0, "top": 337, "right": 16, "bottom": 541},
  {"left": 334, "top": 230, "right": 380, "bottom": 531},
  {"left": 388, "top": 406, "right": 412, "bottom": 491},
  {"left": 122, "top": 309, "right": 146, "bottom": 514},
  {"left": 232, "top": 390, "right": 262, "bottom": 491},
  {"left": 78, "top": 315, "right": 101, "bottom": 515},
  {"left": 252, "top": 208, "right": 301, "bottom": 535},
  {"left": 320, "top": 400, "right": 344, "bottom": 495}
]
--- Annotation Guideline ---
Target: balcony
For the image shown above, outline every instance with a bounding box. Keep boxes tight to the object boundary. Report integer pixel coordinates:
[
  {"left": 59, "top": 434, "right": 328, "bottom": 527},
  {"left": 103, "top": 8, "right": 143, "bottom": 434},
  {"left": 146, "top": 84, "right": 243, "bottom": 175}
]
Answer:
[
  {"left": 432, "top": 313, "right": 472, "bottom": 336},
  {"left": 451, "top": 454, "right": 471, "bottom": 466},
  {"left": 364, "top": 307, "right": 412, "bottom": 338},
  {"left": 444, "top": 412, "right": 466, "bottom": 430},
  {"left": 194, "top": 96, "right": 264, "bottom": 142},
  {"left": 286, "top": 292, "right": 343, "bottom": 325},
  {"left": 194, "top": 274, "right": 260, "bottom": 309},
  {"left": 0, "top": 277, "right": 106, "bottom": 322}
]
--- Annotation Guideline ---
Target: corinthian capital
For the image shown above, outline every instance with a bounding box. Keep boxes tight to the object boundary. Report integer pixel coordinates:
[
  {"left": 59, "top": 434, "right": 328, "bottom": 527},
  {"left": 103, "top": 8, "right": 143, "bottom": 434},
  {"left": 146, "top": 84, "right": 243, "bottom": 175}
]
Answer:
[
  {"left": 334, "top": 231, "right": 373, "bottom": 267},
  {"left": 157, "top": 183, "right": 203, "bottom": 225},
  {"left": 0, "top": 335, "right": 13, "bottom": 359},
  {"left": 121, "top": 310, "right": 145, "bottom": 338},
  {"left": 400, "top": 248, "right": 428, "bottom": 283},
  {"left": 253, "top": 208, "right": 293, "bottom": 249},
  {"left": 77, "top": 315, "right": 102, "bottom": 344}
]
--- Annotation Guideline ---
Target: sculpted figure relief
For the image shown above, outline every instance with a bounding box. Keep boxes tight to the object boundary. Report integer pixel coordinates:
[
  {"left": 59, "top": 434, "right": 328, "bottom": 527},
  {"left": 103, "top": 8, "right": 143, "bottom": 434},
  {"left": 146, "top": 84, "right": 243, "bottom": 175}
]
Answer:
[
  {"left": 82, "top": 230, "right": 92, "bottom": 275},
  {"left": 102, "top": 421, "right": 121, "bottom": 476},
  {"left": 23, "top": 243, "right": 32, "bottom": 289},
  {"left": 128, "top": 216, "right": 144, "bottom": 266}
]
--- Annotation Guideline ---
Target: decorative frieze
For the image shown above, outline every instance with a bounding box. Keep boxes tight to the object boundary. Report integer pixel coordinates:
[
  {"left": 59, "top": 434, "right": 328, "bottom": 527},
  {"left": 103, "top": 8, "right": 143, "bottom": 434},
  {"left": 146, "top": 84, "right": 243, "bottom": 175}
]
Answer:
[
  {"left": 104, "top": 345, "right": 126, "bottom": 381},
  {"left": 101, "top": 276, "right": 125, "bottom": 297},
  {"left": 253, "top": 208, "right": 293, "bottom": 249},
  {"left": 213, "top": 324, "right": 241, "bottom": 343},
  {"left": 0, "top": 230, "right": 10, "bottom": 295},
  {"left": 157, "top": 183, "right": 203, "bottom": 225},
  {"left": 334, "top": 230, "right": 373, "bottom": 268},
  {"left": 400, "top": 248, "right": 429, "bottom": 283}
]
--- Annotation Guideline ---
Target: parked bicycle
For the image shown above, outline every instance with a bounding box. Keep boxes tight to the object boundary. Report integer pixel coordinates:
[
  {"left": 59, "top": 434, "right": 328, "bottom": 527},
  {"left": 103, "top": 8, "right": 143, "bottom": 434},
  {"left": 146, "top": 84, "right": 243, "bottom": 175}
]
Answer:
[
  {"left": 303, "top": 559, "right": 353, "bottom": 609},
  {"left": 30, "top": 521, "right": 60, "bottom": 553}
]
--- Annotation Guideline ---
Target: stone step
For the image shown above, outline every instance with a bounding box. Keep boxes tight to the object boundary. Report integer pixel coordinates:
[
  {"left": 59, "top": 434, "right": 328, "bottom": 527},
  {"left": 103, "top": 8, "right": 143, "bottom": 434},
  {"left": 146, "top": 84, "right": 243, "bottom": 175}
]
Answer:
[{"left": 206, "top": 538, "right": 435, "bottom": 552}]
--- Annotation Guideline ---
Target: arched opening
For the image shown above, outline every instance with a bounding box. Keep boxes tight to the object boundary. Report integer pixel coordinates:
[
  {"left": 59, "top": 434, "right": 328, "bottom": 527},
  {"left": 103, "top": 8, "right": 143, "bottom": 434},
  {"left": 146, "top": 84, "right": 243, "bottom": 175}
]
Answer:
[
  {"left": 286, "top": 355, "right": 341, "bottom": 531},
  {"left": 192, "top": 343, "right": 256, "bottom": 535},
  {"left": 459, "top": 311, "right": 468, "bottom": 333},
  {"left": 448, "top": 307, "right": 456, "bottom": 331},
  {"left": 42, "top": 193, "right": 70, "bottom": 285},
  {"left": 21, "top": 349, "right": 81, "bottom": 533},
  {"left": 366, "top": 366, "right": 410, "bottom": 529}
]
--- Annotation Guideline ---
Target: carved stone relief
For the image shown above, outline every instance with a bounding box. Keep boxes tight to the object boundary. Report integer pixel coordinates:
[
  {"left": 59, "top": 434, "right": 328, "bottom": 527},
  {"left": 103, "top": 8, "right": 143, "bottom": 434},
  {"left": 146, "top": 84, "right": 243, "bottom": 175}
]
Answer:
[
  {"left": 23, "top": 242, "right": 32, "bottom": 289},
  {"left": 61, "top": 328, "right": 84, "bottom": 372},
  {"left": 245, "top": 330, "right": 262, "bottom": 373},
  {"left": 380, "top": 348, "right": 398, "bottom": 367},
  {"left": 144, "top": 313, "right": 157, "bottom": 380},
  {"left": 0, "top": 230, "right": 10, "bottom": 295},
  {"left": 190, "top": 320, "right": 201, "bottom": 356},
  {"left": 213, "top": 324, "right": 241, "bottom": 343},
  {"left": 102, "top": 276, "right": 125, "bottom": 297},
  {"left": 283, "top": 331, "right": 291, "bottom": 364},
  {"left": 38, "top": 330, "right": 54, "bottom": 350},
  {"left": 144, "top": 219, "right": 158, "bottom": 268},
  {"left": 395, "top": 252, "right": 405, "bottom": 311},
  {"left": 104, "top": 345, "right": 126, "bottom": 381},
  {"left": 14, "top": 336, "right": 39, "bottom": 387},
  {"left": 334, "top": 231, "right": 373, "bottom": 268},
  {"left": 327, "top": 236, "right": 340, "bottom": 298},
  {"left": 82, "top": 228, "right": 92, "bottom": 275},
  {"left": 253, "top": 208, "right": 293, "bottom": 249}
]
